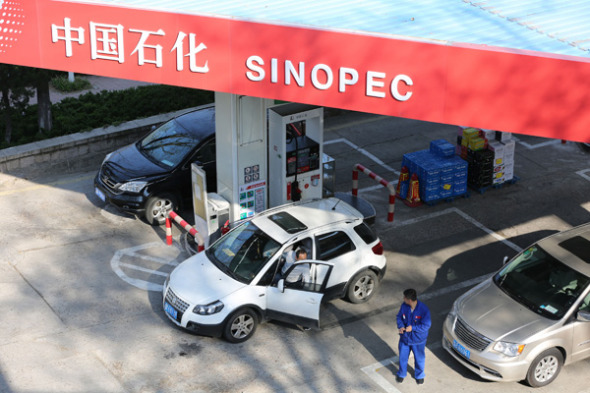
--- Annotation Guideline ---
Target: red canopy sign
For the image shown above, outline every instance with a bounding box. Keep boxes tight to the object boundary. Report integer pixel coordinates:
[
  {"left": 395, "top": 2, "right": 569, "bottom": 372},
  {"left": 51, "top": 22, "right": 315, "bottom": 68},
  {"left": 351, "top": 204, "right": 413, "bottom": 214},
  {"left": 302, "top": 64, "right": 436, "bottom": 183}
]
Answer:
[{"left": 2, "top": 0, "right": 589, "bottom": 142}]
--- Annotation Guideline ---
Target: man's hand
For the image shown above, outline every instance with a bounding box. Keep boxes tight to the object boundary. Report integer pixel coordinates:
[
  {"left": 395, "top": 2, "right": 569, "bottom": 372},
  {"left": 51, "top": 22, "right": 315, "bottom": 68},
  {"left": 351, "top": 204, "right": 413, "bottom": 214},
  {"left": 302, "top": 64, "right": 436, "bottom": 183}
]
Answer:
[
  {"left": 398, "top": 327, "right": 406, "bottom": 334},
  {"left": 405, "top": 325, "right": 413, "bottom": 332}
]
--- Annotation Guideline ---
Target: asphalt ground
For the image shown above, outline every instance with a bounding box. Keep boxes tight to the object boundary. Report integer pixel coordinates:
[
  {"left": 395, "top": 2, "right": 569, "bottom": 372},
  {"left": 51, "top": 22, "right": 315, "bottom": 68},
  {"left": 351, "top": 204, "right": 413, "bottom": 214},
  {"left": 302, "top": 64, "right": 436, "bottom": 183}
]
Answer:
[{"left": 0, "top": 110, "right": 589, "bottom": 393}]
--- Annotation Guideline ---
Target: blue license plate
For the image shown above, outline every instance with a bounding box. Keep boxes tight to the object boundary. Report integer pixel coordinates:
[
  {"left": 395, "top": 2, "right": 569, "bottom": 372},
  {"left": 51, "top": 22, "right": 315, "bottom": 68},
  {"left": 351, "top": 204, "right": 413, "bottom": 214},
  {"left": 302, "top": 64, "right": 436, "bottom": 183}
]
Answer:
[
  {"left": 453, "top": 339, "right": 471, "bottom": 359},
  {"left": 95, "top": 187, "right": 106, "bottom": 202},
  {"left": 164, "top": 302, "right": 178, "bottom": 320}
]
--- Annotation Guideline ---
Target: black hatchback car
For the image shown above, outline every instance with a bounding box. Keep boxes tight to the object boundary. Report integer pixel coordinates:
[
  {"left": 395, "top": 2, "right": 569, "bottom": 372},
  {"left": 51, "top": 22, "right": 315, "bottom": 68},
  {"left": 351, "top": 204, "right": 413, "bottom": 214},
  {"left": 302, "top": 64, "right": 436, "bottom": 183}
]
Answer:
[{"left": 94, "top": 104, "right": 216, "bottom": 225}]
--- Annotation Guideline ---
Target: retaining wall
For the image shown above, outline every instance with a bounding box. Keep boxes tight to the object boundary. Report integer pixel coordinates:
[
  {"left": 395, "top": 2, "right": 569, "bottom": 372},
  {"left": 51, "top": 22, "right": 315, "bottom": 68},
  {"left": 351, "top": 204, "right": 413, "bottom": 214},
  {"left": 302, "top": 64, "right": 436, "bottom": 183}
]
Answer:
[{"left": 0, "top": 108, "right": 194, "bottom": 174}]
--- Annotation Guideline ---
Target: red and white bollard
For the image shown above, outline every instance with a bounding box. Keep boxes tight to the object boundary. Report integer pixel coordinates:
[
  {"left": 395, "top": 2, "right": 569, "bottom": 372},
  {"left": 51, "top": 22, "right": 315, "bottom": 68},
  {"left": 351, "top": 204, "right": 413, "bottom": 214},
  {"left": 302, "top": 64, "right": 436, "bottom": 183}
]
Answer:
[
  {"left": 165, "top": 217, "right": 173, "bottom": 245},
  {"left": 167, "top": 211, "right": 205, "bottom": 252},
  {"left": 352, "top": 163, "right": 396, "bottom": 222}
]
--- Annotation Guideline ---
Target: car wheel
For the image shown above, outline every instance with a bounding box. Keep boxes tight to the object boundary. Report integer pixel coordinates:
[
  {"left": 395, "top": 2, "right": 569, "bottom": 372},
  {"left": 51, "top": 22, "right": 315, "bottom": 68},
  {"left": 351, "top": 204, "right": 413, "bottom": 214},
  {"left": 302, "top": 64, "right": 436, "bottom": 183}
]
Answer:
[
  {"left": 223, "top": 309, "right": 258, "bottom": 343},
  {"left": 346, "top": 270, "right": 378, "bottom": 304},
  {"left": 526, "top": 348, "right": 563, "bottom": 387},
  {"left": 145, "top": 193, "right": 177, "bottom": 226}
]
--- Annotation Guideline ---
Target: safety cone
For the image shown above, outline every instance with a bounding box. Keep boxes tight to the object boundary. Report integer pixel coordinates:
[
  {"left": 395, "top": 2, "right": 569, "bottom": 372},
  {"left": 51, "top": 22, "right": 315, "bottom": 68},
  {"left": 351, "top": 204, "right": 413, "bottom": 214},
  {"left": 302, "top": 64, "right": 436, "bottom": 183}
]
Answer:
[
  {"left": 404, "top": 173, "right": 423, "bottom": 207},
  {"left": 396, "top": 166, "right": 410, "bottom": 199}
]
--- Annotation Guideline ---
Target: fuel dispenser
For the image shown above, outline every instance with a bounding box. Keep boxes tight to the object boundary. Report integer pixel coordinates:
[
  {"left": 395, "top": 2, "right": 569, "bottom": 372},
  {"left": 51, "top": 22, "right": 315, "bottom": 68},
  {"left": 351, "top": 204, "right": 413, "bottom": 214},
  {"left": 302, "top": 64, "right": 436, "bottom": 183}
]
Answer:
[
  {"left": 268, "top": 104, "right": 324, "bottom": 207},
  {"left": 193, "top": 95, "right": 328, "bottom": 247}
]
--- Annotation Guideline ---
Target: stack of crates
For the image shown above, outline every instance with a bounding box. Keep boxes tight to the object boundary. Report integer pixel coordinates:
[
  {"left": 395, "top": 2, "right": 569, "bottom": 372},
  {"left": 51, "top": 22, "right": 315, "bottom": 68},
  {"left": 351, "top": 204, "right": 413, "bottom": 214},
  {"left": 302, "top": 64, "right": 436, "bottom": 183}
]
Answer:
[
  {"left": 466, "top": 149, "right": 494, "bottom": 189},
  {"left": 402, "top": 139, "right": 468, "bottom": 204}
]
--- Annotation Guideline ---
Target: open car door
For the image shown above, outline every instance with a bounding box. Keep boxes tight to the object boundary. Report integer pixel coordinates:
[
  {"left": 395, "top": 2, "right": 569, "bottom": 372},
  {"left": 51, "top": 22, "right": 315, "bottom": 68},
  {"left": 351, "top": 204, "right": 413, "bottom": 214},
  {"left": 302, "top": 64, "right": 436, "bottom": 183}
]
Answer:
[{"left": 266, "top": 261, "right": 334, "bottom": 329}]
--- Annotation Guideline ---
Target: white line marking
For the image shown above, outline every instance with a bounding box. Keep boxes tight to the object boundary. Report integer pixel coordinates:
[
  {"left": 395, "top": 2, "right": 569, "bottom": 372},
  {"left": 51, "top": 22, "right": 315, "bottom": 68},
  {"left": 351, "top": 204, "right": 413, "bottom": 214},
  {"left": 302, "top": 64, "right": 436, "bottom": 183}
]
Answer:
[
  {"left": 111, "top": 242, "right": 181, "bottom": 292},
  {"left": 119, "top": 262, "right": 170, "bottom": 277},
  {"left": 380, "top": 207, "right": 522, "bottom": 252},
  {"left": 325, "top": 137, "right": 398, "bottom": 175},
  {"left": 576, "top": 169, "right": 590, "bottom": 181},
  {"left": 361, "top": 357, "right": 401, "bottom": 393},
  {"left": 362, "top": 343, "right": 442, "bottom": 392},
  {"left": 513, "top": 136, "right": 560, "bottom": 150}
]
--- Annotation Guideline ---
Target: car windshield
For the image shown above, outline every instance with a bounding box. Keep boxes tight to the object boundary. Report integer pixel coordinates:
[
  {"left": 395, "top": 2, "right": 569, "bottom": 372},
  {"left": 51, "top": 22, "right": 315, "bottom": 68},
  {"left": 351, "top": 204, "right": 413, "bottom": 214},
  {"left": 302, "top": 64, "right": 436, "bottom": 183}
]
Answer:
[
  {"left": 494, "top": 245, "right": 590, "bottom": 320},
  {"left": 138, "top": 119, "right": 200, "bottom": 168},
  {"left": 206, "top": 221, "right": 281, "bottom": 284}
]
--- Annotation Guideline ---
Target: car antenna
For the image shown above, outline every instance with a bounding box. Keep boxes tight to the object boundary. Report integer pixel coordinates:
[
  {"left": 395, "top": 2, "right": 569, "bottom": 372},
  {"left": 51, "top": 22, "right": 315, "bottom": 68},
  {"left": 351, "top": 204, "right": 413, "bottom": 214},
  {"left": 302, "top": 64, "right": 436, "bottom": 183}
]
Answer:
[{"left": 332, "top": 198, "right": 342, "bottom": 210}]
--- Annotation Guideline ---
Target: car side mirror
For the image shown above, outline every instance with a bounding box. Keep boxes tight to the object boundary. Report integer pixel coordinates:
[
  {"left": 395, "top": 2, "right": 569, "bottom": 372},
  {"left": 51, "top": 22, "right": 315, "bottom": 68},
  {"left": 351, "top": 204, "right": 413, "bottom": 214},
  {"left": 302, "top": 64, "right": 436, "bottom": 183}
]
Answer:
[
  {"left": 277, "top": 279, "right": 285, "bottom": 293},
  {"left": 502, "top": 256, "right": 509, "bottom": 265},
  {"left": 577, "top": 310, "right": 590, "bottom": 322}
]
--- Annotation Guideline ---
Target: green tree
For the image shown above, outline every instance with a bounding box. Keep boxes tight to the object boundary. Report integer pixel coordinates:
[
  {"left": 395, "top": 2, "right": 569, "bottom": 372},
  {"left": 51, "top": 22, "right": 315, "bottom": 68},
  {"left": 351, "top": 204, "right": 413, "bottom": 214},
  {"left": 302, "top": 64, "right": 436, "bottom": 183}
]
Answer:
[
  {"left": 26, "top": 67, "right": 56, "bottom": 134},
  {"left": 0, "top": 64, "right": 33, "bottom": 144}
]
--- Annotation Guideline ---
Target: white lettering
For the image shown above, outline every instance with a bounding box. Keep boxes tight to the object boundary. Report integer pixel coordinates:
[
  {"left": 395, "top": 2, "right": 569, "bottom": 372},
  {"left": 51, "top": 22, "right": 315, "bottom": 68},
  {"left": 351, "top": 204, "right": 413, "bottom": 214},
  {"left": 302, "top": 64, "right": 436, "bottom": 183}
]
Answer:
[
  {"left": 391, "top": 74, "right": 413, "bottom": 101},
  {"left": 246, "top": 55, "right": 265, "bottom": 81},
  {"left": 285, "top": 60, "right": 304, "bottom": 87},
  {"left": 244, "top": 55, "right": 413, "bottom": 103},
  {"left": 271, "top": 58, "right": 278, "bottom": 83},
  {"left": 366, "top": 71, "right": 386, "bottom": 98},
  {"left": 311, "top": 64, "right": 333, "bottom": 90},
  {"left": 339, "top": 67, "right": 359, "bottom": 92}
]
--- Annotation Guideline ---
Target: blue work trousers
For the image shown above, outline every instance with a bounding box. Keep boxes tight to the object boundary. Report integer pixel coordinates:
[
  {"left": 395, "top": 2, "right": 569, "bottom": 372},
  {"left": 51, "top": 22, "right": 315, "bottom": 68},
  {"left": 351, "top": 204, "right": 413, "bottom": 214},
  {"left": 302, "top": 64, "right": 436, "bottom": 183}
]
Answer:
[{"left": 397, "top": 341, "right": 426, "bottom": 380}]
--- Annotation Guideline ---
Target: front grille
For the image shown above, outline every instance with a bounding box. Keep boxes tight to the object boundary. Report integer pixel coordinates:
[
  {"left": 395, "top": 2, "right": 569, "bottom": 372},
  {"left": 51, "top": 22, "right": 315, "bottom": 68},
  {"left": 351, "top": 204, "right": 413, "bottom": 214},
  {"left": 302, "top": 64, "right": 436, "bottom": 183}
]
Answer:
[
  {"left": 99, "top": 167, "right": 120, "bottom": 193},
  {"left": 454, "top": 317, "right": 492, "bottom": 351},
  {"left": 165, "top": 288, "right": 190, "bottom": 313}
]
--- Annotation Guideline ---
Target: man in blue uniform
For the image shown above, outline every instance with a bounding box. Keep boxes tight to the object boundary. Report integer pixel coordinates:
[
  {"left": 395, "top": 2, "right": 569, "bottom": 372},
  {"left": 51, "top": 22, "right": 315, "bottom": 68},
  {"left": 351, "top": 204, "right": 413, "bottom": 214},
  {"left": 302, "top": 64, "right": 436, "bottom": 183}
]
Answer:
[{"left": 395, "top": 288, "right": 431, "bottom": 385}]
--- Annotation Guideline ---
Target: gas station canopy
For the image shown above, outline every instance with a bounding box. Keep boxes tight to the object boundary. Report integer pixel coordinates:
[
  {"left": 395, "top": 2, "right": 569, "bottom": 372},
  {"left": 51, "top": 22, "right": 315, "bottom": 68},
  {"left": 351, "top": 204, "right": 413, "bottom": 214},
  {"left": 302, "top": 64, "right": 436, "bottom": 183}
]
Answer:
[{"left": 2, "top": 0, "right": 590, "bottom": 142}]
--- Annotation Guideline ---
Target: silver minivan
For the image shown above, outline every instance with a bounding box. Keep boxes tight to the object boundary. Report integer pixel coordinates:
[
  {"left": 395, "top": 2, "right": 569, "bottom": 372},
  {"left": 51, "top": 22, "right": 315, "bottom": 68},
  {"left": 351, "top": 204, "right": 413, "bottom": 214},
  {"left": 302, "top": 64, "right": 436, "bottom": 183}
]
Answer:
[{"left": 443, "top": 223, "right": 590, "bottom": 387}]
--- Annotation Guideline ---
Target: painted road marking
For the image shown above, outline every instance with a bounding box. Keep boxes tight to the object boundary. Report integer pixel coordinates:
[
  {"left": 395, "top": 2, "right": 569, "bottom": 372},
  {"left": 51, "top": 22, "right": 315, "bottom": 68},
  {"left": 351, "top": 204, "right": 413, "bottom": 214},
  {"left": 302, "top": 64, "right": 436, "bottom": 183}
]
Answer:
[
  {"left": 379, "top": 206, "right": 522, "bottom": 253},
  {"left": 0, "top": 173, "right": 95, "bottom": 196},
  {"left": 513, "top": 136, "right": 560, "bottom": 150},
  {"left": 577, "top": 168, "right": 590, "bottom": 182},
  {"left": 111, "top": 242, "right": 183, "bottom": 292},
  {"left": 361, "top": 343, "right": 442, "bottom": 393},
  {"left": 325, "top": 137, "right": 398, "bottom": 175}
]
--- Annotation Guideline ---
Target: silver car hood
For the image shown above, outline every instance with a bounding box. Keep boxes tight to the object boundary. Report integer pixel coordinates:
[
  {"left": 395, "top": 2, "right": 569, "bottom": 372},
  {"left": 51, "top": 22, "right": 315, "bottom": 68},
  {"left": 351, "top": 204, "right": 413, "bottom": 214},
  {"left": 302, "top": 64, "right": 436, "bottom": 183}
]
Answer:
[
  {"left": 457, "top": 280, "right": 554, "bottom": 343},
  {"left": 169, "top": 252, "right": 245, "bottom": 305}
]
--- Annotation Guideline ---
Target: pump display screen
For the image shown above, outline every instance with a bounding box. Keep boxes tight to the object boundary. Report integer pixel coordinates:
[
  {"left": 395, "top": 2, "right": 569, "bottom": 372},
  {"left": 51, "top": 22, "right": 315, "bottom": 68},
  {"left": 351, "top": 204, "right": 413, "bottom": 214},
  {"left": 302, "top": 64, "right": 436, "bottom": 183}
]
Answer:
[{"left": 286, "top": 137, "right": 320, "bottom": 176}]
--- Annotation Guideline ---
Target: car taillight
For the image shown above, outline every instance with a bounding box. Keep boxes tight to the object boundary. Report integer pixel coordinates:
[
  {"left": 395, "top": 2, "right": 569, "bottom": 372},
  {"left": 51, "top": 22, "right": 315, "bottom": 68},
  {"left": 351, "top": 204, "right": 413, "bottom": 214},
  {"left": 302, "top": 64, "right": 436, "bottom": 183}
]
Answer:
[{"left": 372, "top": 241, "right": 383, "bottom": 255}]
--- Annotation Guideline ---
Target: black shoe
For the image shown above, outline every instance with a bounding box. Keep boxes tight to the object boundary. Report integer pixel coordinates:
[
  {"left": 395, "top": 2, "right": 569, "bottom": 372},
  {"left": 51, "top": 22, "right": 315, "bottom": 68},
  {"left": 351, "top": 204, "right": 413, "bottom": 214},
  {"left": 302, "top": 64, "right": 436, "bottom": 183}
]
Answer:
[
  {"left": 416, "top": 378, "right": 424, "bottom": 385},
  {"left": 395, "top": 376, "right": 404, "bottom": 383}
]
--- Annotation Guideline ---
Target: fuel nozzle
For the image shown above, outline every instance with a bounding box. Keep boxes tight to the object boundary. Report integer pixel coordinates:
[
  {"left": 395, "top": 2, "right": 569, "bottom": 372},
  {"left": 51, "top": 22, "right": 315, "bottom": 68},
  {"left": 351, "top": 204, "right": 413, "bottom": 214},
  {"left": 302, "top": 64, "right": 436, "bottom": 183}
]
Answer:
[{"left": 291, "top": 180, "right": 301, "bottom": 201}]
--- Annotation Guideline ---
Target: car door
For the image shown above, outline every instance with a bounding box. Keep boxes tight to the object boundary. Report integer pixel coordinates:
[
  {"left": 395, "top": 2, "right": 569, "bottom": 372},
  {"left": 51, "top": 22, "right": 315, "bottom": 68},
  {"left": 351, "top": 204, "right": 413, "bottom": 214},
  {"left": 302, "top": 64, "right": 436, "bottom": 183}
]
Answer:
[
  {"left": 266, "top": 260, "right": 333, "bottom": 329},
  {"left": 570, "top": 291, "right": 590, "bottom": 362},
  {"left": 314, "top": 229, "right": 357, "bottom": 287}
]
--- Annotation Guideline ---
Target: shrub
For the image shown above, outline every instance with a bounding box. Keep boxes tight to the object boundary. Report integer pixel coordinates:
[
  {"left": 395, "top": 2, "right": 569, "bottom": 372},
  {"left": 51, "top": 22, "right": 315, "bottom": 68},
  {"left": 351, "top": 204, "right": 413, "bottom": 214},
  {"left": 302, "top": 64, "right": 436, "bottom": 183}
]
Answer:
[{"left": 0, "top": 85, "right": 214, "bottom": 149}]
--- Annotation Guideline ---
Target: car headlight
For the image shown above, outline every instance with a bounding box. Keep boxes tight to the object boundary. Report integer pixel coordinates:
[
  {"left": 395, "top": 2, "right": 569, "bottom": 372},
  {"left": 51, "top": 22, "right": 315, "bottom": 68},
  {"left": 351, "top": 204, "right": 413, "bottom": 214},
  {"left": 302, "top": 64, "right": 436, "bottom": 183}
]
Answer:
[
  {"left": 193, "top": 301, "right": 224, "bottom": 315},
  {"left": 118, "top": 181, "right": 147, "bottom": 193},
  {"left": 163, "top": 274, "right": 170, "bottom": 290},
  {"left": 494, "top": 341, "right": 525, "bottom": 357},
  {"left": 447, "top": 301, "right": 458, "bottom": 321},
  {"left": 102, "top": 152, "right": 112, "bottom": 165}
]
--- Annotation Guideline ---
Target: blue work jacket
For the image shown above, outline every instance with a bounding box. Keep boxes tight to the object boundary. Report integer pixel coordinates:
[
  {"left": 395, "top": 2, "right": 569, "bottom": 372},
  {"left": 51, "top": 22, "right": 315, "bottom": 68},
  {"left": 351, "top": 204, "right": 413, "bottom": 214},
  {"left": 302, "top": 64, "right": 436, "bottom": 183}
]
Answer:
[{"left": 396, "top": 300, "right": 431, "bottom": 345}]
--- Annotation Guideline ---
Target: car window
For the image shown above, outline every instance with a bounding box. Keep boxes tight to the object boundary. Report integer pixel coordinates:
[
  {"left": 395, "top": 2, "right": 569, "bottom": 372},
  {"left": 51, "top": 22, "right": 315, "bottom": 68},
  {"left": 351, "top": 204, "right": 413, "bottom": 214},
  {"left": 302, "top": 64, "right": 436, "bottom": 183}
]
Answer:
[
  {"left": 494, "top": 245, "right": 590, "bottom": 320},
  {"left": 206, "top": 221, "right": 280, "bottom": 284},
  {"left": 257, "top": 260, "right": 279, "bottom": 287},
  {"left": 354, "top": 222, "right": 377, "bottom": 244},
  {"left": 580, "top": 292, "right": 590, "bottom": 312},
  {"left": 284, "top": 262, "right": 331, "bottom": 293},
  {"left": 316, "top": 231, "right": 356, "bottom": 260},
  {"left": 193, "top": 138, "right": 216, "bottom": 164},
  {"left": 138, "top": 119, "right": 200, "bottom": 168}
]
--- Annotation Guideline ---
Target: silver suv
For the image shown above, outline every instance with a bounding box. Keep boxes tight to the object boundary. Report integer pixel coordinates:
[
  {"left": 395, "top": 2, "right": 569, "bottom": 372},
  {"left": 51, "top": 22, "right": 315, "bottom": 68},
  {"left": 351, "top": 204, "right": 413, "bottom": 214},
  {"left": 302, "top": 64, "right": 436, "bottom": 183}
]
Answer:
[{"left": 443, "top": 223, "right": 590, "bottom": 387}]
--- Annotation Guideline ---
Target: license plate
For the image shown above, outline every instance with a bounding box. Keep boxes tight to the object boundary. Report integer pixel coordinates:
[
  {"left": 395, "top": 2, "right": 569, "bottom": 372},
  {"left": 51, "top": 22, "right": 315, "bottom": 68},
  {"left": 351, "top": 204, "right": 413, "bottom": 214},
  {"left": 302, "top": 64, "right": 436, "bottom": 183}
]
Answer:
[
  {"left": 164, "top": 301, "right": 178, "bottom": 320},
  {"left": 453, "top": 339, "right": 471, "bottom": 359},
  {"left": 95, "top": 187, "right": 106, "bottom": 202}
]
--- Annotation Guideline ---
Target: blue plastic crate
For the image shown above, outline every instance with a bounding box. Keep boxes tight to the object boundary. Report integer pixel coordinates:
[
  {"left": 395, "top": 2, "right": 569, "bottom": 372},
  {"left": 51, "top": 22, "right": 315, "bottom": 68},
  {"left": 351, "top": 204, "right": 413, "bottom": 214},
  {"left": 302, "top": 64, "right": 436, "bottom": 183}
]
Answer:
[
  {"left": 440, "top": 189, "right": 453, "bottom": 198},
  {"left": 453, "top": 184, "right": 467, "bottom": 196}
]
